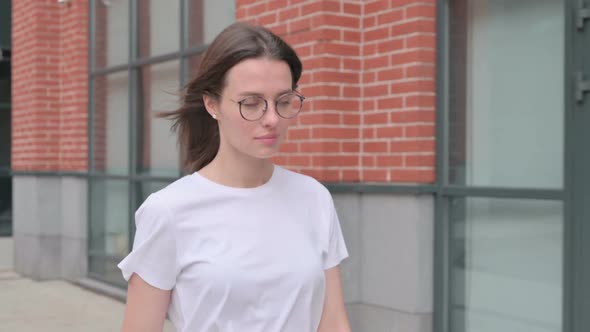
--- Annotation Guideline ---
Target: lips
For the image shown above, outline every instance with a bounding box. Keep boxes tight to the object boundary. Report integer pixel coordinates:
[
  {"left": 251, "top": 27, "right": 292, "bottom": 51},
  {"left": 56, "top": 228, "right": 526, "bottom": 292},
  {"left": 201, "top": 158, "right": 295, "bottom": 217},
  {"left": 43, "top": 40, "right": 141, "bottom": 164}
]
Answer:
[
  {"left": 255, "top": 134, "right": 279, "bottom": 145},
  {"left": 255, "top": 134, "right": 279, "bottom": 139}
]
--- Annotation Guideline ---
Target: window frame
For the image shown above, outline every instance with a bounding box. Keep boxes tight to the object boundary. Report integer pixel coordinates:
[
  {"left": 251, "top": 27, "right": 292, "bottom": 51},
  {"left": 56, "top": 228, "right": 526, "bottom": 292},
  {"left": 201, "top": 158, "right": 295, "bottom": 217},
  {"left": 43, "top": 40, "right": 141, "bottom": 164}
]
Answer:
[
  {"left": 434, "top": 1, "right": 586, "bottom": 332},
  {"left": 87, "top": 0, "right": 213, "bottom": 283}
]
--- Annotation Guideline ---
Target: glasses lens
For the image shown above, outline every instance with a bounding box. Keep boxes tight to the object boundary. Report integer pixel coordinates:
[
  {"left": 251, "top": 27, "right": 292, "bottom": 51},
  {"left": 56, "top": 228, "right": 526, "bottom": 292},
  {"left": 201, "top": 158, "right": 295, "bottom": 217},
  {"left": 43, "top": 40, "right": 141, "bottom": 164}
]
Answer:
[
  {"left": 276, "top": 94, "right": 303, "bottom": 118},
  {"left": 240, "top": 96, "right": 265, "bottom": 120}
]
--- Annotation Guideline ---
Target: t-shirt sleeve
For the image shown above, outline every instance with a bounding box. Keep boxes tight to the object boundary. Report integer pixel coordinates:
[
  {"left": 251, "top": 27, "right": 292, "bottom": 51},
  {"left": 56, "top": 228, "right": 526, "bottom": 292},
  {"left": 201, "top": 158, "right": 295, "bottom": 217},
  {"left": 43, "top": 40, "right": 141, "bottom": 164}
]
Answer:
[
  {"left": 117, "top": 195, "right": 179, "bottom": 290},
  {"left": 323, "top": 198, "right": 349, "bottom": 270}
]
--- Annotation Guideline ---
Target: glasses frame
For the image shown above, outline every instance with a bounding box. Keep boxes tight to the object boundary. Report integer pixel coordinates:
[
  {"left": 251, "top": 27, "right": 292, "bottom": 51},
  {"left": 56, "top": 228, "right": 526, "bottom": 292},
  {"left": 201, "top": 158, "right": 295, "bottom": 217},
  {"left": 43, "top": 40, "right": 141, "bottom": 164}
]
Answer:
[{"left": 215, "top": 91, "right": 306, "bottom": 121}]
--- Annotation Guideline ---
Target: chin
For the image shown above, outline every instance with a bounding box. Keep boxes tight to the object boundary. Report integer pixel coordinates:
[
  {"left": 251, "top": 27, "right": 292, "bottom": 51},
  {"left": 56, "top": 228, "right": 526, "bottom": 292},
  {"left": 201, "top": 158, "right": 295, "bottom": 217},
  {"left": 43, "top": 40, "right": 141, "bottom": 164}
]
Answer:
[
  {"left": 249, "top": 145, "right": 281, "bottom": 160},
  {"left": 253, "top": 149, "right": 279, "bottom": 160}
]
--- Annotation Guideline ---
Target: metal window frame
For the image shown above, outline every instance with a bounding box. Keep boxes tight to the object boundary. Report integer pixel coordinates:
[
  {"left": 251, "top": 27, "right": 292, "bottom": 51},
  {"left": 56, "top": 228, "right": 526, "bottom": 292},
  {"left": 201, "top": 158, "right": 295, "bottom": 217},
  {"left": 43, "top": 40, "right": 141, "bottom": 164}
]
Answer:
[
  {"left": 434, "top": 1, "right": 582, "bottom": 332},
  {"left": 85, "top": 0, "right": 258, "bottom": 284}
]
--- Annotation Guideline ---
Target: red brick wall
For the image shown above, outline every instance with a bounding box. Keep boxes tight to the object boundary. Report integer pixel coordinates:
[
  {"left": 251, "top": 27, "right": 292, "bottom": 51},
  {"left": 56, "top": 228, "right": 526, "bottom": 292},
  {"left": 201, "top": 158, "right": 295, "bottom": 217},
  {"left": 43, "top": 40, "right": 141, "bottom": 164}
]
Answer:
[
  {"left": 363, "top": 0, "right": 436, "bottom": 182},
  {"left": 12, "top": 0, "right": 88, "bottom": 171},
  {"left": 59, "top": 0, "right": 89, "bottom": 171},
  {"left": 237, "top": 0, "right": 437, "bottom": 183}
]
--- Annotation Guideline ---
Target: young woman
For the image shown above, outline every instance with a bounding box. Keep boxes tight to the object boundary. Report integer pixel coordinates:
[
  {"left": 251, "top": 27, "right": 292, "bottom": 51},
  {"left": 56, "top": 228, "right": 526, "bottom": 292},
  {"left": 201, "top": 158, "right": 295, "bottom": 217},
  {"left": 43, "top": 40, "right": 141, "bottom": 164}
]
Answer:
[{"left": 118, "top": 22, "right": 351, "bottom": 332}]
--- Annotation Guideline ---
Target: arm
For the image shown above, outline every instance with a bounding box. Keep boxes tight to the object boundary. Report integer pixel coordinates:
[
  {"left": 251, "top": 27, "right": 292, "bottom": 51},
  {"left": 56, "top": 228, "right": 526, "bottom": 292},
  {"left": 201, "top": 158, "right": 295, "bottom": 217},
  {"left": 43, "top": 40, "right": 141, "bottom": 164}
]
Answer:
[
  {"left": 317, "top": 266, "right": 352, "bottom": 332},
  {"left": 121, "top": 273, "right": 172, "bottom": 332}
]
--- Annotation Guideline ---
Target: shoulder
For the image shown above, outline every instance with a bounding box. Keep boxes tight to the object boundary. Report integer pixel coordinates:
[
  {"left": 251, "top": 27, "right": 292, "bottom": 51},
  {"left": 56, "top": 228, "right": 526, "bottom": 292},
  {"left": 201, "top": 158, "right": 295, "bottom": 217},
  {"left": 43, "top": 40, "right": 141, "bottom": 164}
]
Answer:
[
  {"left": 136, "top": 174, "right": 197, "bottom": 221},
  {"left": 275, "top": 166, "right": 333, "bottom": 202},
  {"left": 144, "top": 174, "right": 198, "bottom": 206}
]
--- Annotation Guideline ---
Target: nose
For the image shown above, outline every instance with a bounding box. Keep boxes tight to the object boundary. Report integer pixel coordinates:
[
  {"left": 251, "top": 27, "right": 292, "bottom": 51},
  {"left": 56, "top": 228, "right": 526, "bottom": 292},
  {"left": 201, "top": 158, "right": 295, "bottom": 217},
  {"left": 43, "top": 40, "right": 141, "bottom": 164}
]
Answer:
[{"left": 261, "top": 102, "right": 280, "bottom": 128}]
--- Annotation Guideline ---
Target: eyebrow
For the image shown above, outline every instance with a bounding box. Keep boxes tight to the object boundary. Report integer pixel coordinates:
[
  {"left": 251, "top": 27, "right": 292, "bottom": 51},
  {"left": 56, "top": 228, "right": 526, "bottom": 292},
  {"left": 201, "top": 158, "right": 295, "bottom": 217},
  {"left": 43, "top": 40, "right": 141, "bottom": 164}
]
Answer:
[{"left": 237, "top": 90, "right": 293, "bottom": 98}]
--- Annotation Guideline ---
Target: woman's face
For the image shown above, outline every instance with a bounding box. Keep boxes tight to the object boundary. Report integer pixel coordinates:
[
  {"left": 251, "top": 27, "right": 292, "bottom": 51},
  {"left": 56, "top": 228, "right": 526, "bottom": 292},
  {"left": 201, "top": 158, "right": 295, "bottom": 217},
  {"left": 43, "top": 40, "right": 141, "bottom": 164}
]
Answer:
[{"left": 205, "top": 57, "right": 296, "bottom": 161}]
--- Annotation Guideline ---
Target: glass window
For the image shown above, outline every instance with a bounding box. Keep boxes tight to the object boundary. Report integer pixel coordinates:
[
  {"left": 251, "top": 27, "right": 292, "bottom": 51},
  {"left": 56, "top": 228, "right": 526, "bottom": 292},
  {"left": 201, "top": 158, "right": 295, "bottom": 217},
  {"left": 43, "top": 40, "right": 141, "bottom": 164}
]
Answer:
[
  {"left": 89, "top": 179, "right": 130, "bottom": 257},
  {"left": 92, "top": 71, "right": 130, "bottom": 175},
  {"left": 94, "top": 0, "right": 129, "bottom": 68},
  {"left": 0, "top": 108, "right": 9, "bottom": 169},
  {"left": 189, "top": 0, "right": 235, "bottom": 47},
  {"left": 89, "top": 0, "right": 234, "bottom": 286},
  {"left": 137, "top": 61, "right": 181, "bottom": 177},
  {"left": 88, "top": 255, "right": 126, "bottom": 286},
  {"left": 443, "top": 1, "right": 567, "bottom": 332},
  {"left": 131, "top": 180, "right": 170, "bottom": 241},
  {"left": 448, "top": 0, "right": 564, "bottom": 189},
  {"left": 0, "top": 58, "right": 11, "bottom": 237},
  {"left": 137, "top": 181, "right": 170, "bottom": 209},
  {"left": 187, "top": 54, "right": 202, "bottom": 80},
  {"left": 450, "top": 197, "right": 563, "bottom": 332},
  {"left": 0, "top": 61, "right": 9, "bottom": 104},
  {"left": 0, "top": 111, "right": 9, "bottom": 235},
  {"left": 138, "top": 0, "right": 181, "bottom": 57},
  {"left": 88, "top": 179, "right": 130, "bottom": 285},
  {"left": 0, "top": 176, "right": 11, "bottom": 236}
]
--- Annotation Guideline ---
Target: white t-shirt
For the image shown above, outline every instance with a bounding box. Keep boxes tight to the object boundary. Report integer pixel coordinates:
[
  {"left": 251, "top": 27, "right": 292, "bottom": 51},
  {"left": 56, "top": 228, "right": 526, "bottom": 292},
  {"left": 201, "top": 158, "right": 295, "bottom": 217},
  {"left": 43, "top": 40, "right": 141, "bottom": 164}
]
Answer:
[{"left": 118, "top": 165, "right": 349, "bottom": 332}]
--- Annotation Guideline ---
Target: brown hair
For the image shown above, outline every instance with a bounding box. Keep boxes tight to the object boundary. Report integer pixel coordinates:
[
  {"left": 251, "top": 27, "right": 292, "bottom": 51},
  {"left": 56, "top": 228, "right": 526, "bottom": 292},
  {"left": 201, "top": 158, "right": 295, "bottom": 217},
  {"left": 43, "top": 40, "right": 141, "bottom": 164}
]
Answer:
[{"left": 161, "top": 22, "right": 302, "bottom": 173}]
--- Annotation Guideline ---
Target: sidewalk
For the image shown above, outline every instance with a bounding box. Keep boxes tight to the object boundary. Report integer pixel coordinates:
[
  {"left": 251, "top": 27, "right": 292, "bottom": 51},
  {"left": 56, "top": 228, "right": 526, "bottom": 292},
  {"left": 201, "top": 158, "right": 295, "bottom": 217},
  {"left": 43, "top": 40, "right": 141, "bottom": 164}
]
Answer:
[
  {"left": 0, "top": 238, "right": 175, "bottom": 332},
  {"left": 0, "top": 273, "right": 176, "bottom": 332}
]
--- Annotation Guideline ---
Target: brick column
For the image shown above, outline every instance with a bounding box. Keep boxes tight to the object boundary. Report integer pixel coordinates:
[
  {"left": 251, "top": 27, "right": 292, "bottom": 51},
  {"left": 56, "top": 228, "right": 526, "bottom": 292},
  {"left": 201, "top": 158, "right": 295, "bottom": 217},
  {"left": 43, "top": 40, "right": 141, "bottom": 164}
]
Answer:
[
  {"left": 60, "top": 0, "right": 89, "bottom": 171},
  {"left": 12, "top": 0, "right": 89, "bottom": 280},
  {"left": 12, "top": 1, "right": 62, "bottom": 171},
  {"left": 12, "top": 0, "right": 88, "bottom": 171},
  {"left": 362, "top": 0, "right": 436, "bottom": 183}
]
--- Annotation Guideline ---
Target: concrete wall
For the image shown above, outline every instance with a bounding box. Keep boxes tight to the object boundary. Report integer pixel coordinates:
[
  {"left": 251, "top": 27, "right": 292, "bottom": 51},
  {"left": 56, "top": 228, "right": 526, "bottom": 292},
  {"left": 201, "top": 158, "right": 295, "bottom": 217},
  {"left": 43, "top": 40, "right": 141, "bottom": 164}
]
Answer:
[
  {"left": 13, "top": 176, "right": 87, "bottom": 281},
  {"left": 334, "top": 192, "right": 434, "bottom": 332},
  {"left": 0, "top": 237, "right": 13, "bottom": 272}
]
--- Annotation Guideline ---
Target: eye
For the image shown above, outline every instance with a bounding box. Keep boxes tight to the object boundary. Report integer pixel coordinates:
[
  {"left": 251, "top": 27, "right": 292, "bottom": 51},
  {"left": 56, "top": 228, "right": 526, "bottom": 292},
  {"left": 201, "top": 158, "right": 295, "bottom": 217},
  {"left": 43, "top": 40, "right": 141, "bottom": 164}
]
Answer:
[
  {"left": 241, "top": 96, "right": 263, "bottom": 108},
  {"left": 277, "top": 94, "right": 295, "bottom": 106}
]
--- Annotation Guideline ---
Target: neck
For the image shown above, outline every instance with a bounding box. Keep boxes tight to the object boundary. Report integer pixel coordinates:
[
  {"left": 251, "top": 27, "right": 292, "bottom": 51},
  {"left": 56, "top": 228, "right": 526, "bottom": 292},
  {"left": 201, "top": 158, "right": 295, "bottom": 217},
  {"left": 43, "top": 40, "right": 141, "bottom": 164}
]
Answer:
[{"left": 199, "top": 146, "right": 274, "bottom": 189}]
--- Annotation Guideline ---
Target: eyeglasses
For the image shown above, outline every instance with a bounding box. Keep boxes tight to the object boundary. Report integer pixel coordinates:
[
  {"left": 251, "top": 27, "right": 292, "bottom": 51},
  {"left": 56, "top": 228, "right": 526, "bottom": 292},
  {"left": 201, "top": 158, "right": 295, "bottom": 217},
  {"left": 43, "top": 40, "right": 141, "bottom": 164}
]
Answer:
[{"left": 216, "top": 92, "right": 305, "bottom": 121}]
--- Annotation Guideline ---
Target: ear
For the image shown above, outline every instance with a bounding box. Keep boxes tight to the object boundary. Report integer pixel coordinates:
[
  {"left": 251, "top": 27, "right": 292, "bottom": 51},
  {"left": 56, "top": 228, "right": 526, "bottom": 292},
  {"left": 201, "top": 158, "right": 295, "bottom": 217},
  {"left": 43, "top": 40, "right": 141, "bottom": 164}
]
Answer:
[{"left": 203, "top": 94, "right": 219, "bottom": 119}]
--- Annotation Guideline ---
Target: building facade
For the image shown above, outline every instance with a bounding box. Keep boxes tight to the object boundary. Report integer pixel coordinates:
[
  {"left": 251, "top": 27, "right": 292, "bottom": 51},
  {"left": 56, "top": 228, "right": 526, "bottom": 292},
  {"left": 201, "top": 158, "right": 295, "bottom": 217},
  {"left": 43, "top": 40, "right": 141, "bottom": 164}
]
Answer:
[{"left": 6, "top": 0, "right": 590, "bottom": 331}]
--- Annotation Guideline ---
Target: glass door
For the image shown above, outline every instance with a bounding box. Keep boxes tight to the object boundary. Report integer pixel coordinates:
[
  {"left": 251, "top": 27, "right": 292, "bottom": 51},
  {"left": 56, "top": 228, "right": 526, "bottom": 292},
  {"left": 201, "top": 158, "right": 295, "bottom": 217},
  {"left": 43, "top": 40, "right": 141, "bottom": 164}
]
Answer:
[{"left": 435, "top": 0, "right": 579, "bottom": 331}]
